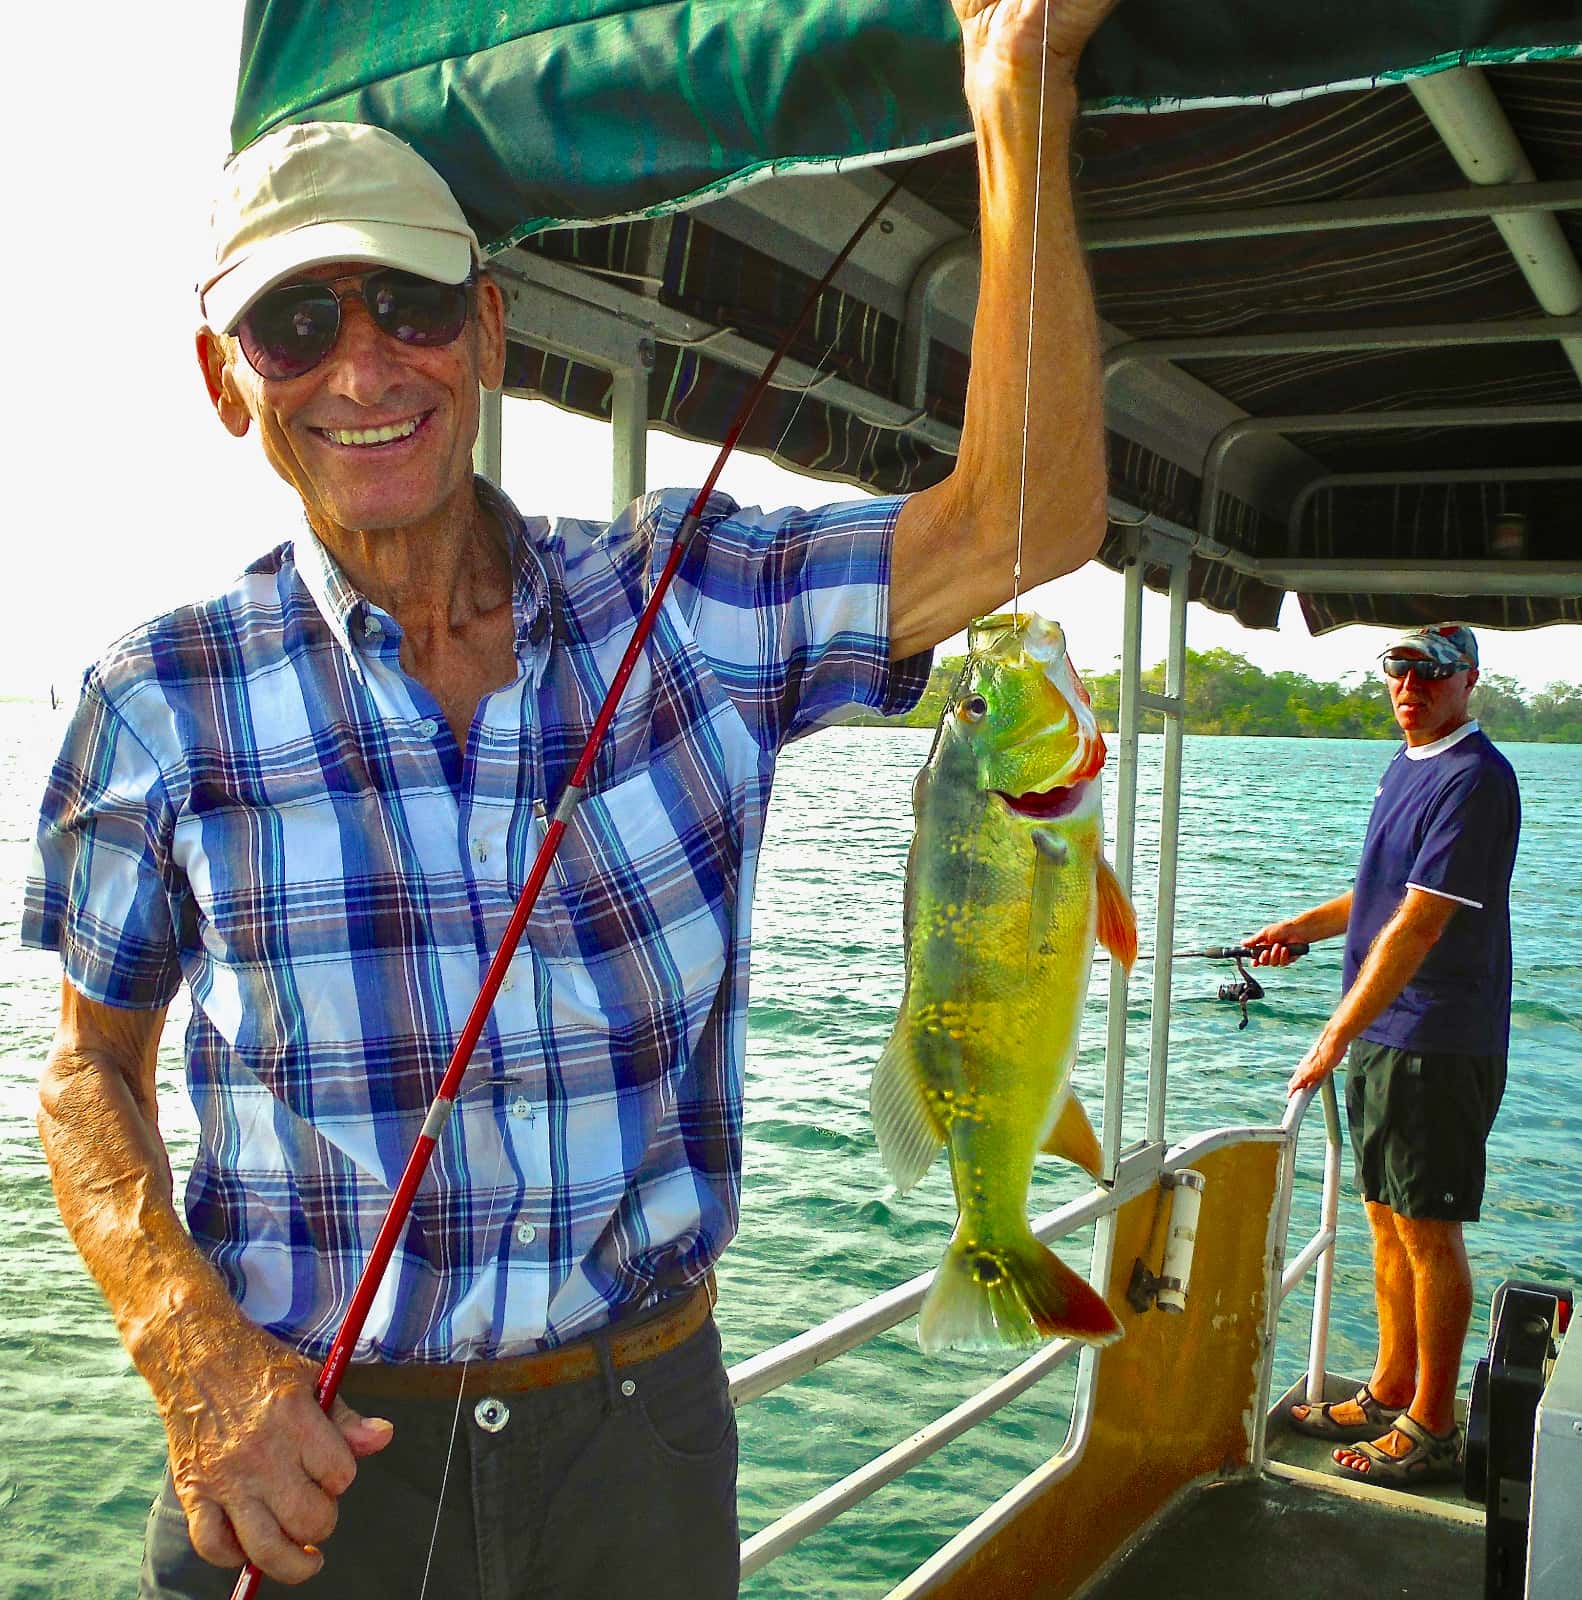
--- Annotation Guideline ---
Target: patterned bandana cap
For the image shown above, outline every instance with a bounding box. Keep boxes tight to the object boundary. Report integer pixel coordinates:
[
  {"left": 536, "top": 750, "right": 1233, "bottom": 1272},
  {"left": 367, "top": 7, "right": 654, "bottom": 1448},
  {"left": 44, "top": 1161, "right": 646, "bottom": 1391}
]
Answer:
[{"left": 1378, "top": 624, "right": 1478, "bottom": 671}]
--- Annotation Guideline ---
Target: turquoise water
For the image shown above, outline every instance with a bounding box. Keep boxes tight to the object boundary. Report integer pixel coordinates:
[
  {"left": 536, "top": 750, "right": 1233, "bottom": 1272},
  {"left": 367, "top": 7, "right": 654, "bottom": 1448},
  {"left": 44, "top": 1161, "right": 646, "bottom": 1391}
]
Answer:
[{"left": 2, "top": 703, "right": 1578, "bottom": 1597}]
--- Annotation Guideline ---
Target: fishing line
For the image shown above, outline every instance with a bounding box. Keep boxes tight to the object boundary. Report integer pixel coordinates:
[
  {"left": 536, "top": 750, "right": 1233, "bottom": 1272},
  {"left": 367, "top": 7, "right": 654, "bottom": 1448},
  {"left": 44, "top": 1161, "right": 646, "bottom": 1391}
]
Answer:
[
  {"left": 416, "top": 1115, "right": 514, "bottom": 1600},
  {"left": 1011, "top": 0, "right": 1052, "bottom": 623}
]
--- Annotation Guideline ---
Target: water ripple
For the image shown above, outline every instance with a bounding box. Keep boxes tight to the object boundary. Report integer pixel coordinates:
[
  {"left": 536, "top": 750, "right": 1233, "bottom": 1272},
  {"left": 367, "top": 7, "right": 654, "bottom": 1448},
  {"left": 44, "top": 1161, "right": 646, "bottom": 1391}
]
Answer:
[{"left": 4, "top": 712, "right": 1580, "bottom": 1598}]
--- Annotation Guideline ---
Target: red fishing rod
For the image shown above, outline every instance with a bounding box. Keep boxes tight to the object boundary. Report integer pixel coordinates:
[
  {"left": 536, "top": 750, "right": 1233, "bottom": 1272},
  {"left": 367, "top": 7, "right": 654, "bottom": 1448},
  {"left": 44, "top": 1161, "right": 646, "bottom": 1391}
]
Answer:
[{"left": 230, "top": 174, "right": 906, "bottom": 1599}]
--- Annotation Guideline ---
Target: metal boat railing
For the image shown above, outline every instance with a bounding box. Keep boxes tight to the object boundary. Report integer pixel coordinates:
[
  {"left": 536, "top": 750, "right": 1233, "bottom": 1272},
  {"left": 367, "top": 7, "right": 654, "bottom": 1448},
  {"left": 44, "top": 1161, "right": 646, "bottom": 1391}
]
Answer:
[
  {"left": 1288, "top": 1075, "right": 1345, "bottom": 1408},
  {"left": 1248, "top": 1072, "right": 1344, "bottom": 1470},
  {"left": 727, "top": 1117, "right": 1301, "bottom": 1584}
]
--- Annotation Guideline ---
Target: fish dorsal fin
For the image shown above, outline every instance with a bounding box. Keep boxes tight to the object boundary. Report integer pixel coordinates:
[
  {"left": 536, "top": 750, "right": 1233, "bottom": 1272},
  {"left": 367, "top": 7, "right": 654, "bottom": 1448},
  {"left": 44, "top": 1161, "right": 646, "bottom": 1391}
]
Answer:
[
  {"left": 870, "top": 1024, "right": 946, "bottom": 1193},
  {"left": 1040, "top": 1090, "right": 1103, "bottom": 1178},
  {"left": 1096, "top": 856, "right": 1138, "bottom": 971},
  {"left": 1028, "top": 828, "right": 1069, "bottom": 961}
]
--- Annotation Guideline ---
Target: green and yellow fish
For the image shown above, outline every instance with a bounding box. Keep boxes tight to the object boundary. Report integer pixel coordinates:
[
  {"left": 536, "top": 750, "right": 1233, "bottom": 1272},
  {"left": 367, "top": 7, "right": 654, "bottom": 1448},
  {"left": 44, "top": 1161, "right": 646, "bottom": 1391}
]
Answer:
[{"left": 873, "top": 613, "right": 1135, "bottom": 1350}]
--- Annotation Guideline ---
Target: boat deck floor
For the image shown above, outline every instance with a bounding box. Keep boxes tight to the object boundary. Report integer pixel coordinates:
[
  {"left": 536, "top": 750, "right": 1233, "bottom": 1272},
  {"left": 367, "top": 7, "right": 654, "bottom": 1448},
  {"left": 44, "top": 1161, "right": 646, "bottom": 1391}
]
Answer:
[
  {"left": 1263, "top": 1374, "right": 1476, "bottom": 1512},
  {"left": 1080, "top": 1473, "right": 1484, "bottom": 1600},
  {"left": 1082, "top": 1378, "right": 1484, "bottom": 1600}
]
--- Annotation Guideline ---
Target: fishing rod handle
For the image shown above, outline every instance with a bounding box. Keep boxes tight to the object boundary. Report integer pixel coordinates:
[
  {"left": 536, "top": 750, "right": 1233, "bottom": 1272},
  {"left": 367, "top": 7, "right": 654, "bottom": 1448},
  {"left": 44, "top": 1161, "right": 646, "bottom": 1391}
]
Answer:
[{"left": 1224, "top": 941, "right": 1310, "bottom": 960}]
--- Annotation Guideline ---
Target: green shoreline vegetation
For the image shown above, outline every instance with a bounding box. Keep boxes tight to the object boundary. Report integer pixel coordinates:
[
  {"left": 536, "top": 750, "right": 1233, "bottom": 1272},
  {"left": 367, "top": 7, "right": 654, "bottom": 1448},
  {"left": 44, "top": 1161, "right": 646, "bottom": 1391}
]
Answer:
[{"left": 853, "top": 648, "right": 1582, "bottom": 742}]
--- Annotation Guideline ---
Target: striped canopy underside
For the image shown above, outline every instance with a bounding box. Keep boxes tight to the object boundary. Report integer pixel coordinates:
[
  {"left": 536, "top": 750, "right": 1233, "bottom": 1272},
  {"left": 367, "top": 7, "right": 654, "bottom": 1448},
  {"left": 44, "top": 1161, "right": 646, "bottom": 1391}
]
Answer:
[{"left": 234, "top": 1, "right": 1582, "bottom": 632}]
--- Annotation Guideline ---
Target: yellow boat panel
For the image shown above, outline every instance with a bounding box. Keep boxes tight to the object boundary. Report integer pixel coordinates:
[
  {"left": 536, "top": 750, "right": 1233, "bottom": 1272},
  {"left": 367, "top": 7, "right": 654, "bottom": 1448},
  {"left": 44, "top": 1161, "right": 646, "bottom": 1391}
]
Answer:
[{"left": 918, "top": 1138, "right": 1283, "bottom": 1599}]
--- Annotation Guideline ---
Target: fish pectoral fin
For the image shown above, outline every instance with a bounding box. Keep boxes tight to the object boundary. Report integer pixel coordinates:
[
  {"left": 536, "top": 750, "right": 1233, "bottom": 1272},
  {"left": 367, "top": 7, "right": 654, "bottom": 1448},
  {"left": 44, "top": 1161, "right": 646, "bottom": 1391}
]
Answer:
[
  {"left": 1028, "top": 829, "right": 1068, "bottom": 960},
  {"left": 1095, "top": 856, "right": 1138, "bottom": 971},
  {"left": 1040, "top": 1091, "right": 1104, "bottom": 1179},
  {"left": 870, "top": 1026, "right": 946, "bottom": 1193}
]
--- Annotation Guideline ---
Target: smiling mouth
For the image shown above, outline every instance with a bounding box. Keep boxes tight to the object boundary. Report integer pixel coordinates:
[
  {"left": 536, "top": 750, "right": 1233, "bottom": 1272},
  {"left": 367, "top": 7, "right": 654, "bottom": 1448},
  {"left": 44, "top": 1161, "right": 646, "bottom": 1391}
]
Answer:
[{"left": 314, "top": 412, "right": 433, "bottom": 448}]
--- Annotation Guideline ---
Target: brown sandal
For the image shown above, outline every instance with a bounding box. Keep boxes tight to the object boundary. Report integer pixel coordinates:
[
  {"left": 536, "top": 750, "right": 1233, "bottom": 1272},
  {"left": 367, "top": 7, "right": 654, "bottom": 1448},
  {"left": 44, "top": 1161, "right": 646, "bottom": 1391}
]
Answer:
[
  {"left": 1333, "top": 1414, "right": 1462, "bottom": 1484},
  {"left": 1288, "top": 1385, "right": 1406, "bottom": 1442}
]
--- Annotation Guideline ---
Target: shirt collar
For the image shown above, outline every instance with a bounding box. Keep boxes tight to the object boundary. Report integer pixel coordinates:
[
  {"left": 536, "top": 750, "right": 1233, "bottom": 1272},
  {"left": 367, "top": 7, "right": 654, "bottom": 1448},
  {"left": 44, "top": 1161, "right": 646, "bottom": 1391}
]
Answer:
[
  {"left": 292, "top": 477, "right": 557, "bottom": 676},
  {"left": 1404, "top": 719, "right": 1480, "bottom": 761}
]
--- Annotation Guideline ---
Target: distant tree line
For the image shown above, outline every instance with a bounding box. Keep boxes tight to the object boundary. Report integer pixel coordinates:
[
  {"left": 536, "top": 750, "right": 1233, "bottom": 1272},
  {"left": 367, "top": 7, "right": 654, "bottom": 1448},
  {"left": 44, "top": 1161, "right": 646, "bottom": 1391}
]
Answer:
[{"left": 853, "top": 648, "right": 1582, "bottom": 741}]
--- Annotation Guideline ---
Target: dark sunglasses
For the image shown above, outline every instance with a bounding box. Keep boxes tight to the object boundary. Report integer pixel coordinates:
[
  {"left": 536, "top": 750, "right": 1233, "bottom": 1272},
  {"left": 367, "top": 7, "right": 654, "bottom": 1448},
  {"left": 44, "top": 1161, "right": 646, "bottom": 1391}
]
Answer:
[
  {"left": 1381, "top": 655, "right": 1465, "bottom": 682},
  {"left": 236, "top": 268, "right": 475, "bottom": 381}
]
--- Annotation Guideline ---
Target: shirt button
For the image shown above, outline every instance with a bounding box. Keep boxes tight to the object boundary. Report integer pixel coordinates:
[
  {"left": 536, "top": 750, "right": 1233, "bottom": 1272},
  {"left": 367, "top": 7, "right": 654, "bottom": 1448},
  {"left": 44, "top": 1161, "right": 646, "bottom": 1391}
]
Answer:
[
  {"left": 515, "top": 1220, "right": 538, "bottom": 1245},
  {"left": 474, "top": 1397, "right": 509, "bottom": 1433},
  {"left": 363, "top": 616, "right": 383, "bottom": 638},
  {"left": 510, "top": 1095, "right": 532, "bottom": 1119},
  {"left": 414, "top": 717, "right": 439, "bottom": 738},
  {"left": 474, "top": 839, "right": 489, "bottom": 863}
]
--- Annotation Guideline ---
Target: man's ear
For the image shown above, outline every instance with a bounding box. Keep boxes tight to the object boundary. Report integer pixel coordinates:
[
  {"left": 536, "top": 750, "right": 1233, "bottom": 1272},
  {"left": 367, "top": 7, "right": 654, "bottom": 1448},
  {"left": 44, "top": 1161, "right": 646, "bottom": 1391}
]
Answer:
[
  {"left": 1466, "top": 667, "right": 1480, "bottom": 690},
  {"left": 474, "top": 275, "right": 507, "bottom": 392},
  {"left": 195, "top": 327, "right": 252, "bottom": 438}
]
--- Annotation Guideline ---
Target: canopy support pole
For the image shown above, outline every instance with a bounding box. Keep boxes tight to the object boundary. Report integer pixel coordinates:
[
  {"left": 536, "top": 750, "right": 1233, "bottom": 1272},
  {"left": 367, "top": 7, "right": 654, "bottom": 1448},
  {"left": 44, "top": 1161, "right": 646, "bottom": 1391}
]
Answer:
[
  {"left": 1102, "top": 529, "right": 1145, "bottom": 1178},
  {"left": 1199, "top": 402, "right": 1582, "bottom": 547},
  {"left": 1145, "top": 538, "right": 1190, "bottom": 1147},
  {"left": 1410, "top": 68, "right": 1582, "bottom": 384},
  {"left": 610, "top": 339, "right": 653, "bottom": 517}
]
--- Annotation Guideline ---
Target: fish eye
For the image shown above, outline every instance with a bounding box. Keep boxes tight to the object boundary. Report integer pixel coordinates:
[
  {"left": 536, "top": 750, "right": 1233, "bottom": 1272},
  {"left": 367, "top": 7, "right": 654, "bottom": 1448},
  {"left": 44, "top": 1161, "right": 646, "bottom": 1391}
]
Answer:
[{"left": 957, "top": 694, "right": 989, "bottom": 722}]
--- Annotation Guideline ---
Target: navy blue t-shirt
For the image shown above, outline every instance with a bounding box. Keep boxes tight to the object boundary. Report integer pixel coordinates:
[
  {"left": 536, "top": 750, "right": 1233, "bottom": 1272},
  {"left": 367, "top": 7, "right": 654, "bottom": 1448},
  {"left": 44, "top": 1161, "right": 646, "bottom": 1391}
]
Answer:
[{"left": 1345, "top": 723, "right": 1519, "bottom": 1055}]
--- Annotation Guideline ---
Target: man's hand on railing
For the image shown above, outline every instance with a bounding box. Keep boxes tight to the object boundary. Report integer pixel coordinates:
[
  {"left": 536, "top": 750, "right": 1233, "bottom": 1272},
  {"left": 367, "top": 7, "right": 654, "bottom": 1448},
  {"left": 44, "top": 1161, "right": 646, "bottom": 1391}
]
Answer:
[{"left": 1287, "top": 1029, "right": 1346, "bottom": 1097}]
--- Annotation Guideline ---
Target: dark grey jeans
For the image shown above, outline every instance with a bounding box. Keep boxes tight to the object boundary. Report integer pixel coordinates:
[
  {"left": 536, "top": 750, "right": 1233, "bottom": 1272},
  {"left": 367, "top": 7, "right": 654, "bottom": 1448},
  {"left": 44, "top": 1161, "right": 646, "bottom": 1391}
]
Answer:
[{"left": 140, "top": 1313, "right": 739, "bottom": 1600}]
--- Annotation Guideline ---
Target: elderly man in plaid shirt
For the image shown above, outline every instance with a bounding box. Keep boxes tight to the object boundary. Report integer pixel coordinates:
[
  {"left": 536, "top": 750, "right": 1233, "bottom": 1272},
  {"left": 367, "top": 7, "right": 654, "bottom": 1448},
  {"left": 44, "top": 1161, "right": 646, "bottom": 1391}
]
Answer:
[{"left": 27, "top": 3, "right": 1118, "bottom": 1595}]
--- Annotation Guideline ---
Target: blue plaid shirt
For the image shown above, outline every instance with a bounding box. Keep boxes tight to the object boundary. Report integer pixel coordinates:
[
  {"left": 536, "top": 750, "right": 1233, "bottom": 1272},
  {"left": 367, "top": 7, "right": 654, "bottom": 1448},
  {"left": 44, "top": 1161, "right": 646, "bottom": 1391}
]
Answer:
[{"left": 25, "top": 480, "right": 924, "bottom": 1362}]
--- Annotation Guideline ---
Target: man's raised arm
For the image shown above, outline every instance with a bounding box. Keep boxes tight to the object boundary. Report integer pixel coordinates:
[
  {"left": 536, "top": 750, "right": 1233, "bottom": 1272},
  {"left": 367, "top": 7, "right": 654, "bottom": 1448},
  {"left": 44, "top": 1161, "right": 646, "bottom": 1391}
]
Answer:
[{"left": 890, "top": 0, "right": 1120, "bottom": 659}]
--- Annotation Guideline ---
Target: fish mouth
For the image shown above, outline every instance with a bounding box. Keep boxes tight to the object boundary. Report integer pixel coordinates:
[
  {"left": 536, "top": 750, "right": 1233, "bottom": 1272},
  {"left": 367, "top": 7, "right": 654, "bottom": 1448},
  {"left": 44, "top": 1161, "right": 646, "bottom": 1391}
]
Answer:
[{"left": 994, "top": 779, "right": 1091, "bottom": 819}]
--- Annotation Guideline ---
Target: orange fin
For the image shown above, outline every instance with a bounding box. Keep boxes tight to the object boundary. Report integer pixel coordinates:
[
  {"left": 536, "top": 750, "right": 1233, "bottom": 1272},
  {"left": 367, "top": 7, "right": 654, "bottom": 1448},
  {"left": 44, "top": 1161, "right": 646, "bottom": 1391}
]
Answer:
[
  {"left": 1096, "top": 856, "right": 1138, "bottom": 971},
  {"left": 1041, "top": 1091, "right": 1103, "bottom": 1179}
]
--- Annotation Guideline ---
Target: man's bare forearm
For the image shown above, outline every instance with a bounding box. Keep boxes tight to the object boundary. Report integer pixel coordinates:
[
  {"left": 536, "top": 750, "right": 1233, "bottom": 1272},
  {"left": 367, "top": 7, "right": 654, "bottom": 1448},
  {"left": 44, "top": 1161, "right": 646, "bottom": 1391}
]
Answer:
[
  {"left": 37, "top": 1010, "right": 243, "bottom": 1379},
  {"left": 1318, "top": 900, "right": 1450, "bottom": 1057},
  {"left": 40, "top": 983, "right": 385, "bottom": 1581},
  {"left": 1284, "top": 893, "right": 1353, "bottom": 946},
  {"left": 953, "top": 79, "right": 1104, "bottom": 570},
  {"left": 1287, "top": 888, "right": 1459, "bottom": 1093},
  {"left": 890, "top": 2, "right": 1117, "bottom": 657}
]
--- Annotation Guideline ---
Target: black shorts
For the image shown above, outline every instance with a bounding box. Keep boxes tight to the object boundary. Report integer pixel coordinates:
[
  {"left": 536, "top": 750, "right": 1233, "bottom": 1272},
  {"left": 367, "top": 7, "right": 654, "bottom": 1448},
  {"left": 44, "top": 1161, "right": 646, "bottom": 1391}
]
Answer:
[{"left": 1345, "top": 1040, "right": 1506, "bottom": 1222}]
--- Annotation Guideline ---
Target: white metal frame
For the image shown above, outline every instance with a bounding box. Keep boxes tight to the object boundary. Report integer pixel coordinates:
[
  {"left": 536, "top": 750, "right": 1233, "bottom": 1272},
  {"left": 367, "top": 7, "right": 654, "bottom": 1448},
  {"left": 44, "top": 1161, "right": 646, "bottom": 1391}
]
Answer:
[
  {"left": 483, "top": 345, "right": 1349, "bottom": 1582},
  {"left": 472, "top": 86, "right": 1582, "bottom": 1569}
]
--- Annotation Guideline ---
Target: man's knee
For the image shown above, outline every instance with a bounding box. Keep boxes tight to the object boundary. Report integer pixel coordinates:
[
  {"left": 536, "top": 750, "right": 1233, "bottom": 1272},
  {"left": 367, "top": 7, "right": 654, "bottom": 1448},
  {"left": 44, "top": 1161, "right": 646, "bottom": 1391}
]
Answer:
[{"left": 1390, "top": 1212, "right": 1467, "bottom": 1266}]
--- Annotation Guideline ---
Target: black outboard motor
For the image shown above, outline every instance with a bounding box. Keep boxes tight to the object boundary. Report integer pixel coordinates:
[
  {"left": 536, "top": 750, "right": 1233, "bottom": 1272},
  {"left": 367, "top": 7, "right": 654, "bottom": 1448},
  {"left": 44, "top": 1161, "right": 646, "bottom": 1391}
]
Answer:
[{"left": 1464, "top": 1280, "right": 1574, "bottom": 1600}]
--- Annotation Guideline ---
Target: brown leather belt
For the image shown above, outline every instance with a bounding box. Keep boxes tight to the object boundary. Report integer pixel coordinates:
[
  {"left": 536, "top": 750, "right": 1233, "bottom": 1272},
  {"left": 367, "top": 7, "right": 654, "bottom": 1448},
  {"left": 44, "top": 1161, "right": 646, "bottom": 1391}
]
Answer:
[{"left": 340, "top": 1277, "right": 716, "bottom": 1400}]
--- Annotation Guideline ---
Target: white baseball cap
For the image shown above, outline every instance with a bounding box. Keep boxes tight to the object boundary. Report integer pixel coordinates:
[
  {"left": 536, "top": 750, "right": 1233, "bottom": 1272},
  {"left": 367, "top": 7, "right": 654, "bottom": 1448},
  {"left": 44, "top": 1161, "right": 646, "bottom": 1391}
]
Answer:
[{"left": 200, "top": 121, "right": 481, "bottom": 333}]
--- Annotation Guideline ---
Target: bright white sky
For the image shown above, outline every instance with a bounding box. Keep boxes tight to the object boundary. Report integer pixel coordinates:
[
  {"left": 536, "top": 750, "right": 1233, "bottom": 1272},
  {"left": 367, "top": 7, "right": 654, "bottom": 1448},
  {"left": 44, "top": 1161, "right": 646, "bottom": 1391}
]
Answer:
[{"left": 7, "top": 3, "right": 1578, "bottom": 700}]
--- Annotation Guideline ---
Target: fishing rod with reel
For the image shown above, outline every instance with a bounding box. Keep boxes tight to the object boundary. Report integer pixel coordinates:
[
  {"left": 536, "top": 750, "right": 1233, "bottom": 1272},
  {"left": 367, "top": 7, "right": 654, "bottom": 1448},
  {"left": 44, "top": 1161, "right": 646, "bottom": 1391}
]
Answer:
[{"left": 1124, "top": 942, "right": 1313, "bottom": 1030}]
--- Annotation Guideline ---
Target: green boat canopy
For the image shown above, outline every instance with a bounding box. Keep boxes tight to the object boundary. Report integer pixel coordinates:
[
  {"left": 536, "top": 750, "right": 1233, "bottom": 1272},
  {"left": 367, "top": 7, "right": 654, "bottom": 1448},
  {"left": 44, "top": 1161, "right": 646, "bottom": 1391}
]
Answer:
[
  {"left": 235, "top": 0, "right": 1582, "bottom": 242},
  {"left": 232, "top": 2, "right": 1582, "bottom": 634}
]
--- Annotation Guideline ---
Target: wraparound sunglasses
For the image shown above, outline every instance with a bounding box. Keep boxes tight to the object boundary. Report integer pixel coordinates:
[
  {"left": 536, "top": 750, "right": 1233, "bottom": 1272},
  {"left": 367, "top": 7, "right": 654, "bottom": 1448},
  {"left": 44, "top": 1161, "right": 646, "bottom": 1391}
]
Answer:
[
  {"left": 236, "top": 268, "right": 476, "bottom": 381},
  {"left": 1380, "top": 655, "right": 1467, "bottom": 681}
]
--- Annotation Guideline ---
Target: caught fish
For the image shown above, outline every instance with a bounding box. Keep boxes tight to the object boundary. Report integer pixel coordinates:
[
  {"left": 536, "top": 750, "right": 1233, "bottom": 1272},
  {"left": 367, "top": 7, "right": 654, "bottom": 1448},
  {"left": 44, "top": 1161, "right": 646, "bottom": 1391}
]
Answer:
[{"left": 873, "top": 613, "right": 1135, "bottom": 1350}]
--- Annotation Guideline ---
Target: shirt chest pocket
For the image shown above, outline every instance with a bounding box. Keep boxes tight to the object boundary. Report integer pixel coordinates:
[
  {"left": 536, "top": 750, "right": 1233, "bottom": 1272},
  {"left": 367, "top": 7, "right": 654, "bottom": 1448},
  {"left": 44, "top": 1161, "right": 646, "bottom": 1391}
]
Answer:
[
  {"left": 531, "top": 755, "right": 737, "bottom": 1016},
  {"left": 174, "top": 787, "right": 430, "bottom": 969}
]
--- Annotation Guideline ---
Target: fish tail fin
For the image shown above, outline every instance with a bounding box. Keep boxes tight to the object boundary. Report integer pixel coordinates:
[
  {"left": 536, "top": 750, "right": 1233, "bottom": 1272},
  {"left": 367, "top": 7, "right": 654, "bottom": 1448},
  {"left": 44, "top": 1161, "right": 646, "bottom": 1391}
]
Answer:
[
  {"left": 1096, "top": 856, "right": 1138, "bottom": 971},
  {"left": 918, "top": 1227, "right": 1123, "bottom": 1352},
  {"left": 870, "top": 1024, "right": 945, "bottom": 1192}
]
